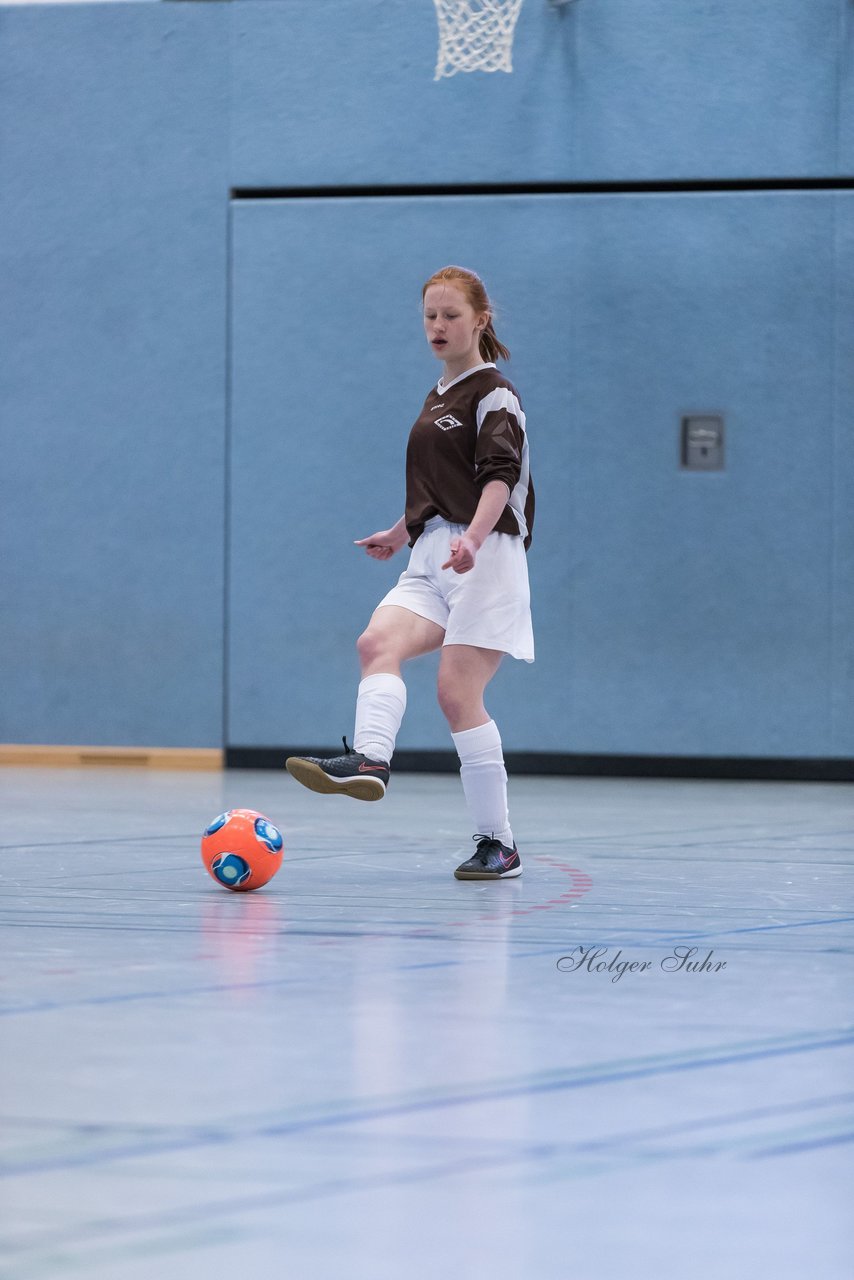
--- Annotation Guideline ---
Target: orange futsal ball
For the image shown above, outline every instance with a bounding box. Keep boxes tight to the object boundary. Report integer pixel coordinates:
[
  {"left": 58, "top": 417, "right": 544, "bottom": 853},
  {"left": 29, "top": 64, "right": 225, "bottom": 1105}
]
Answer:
[{"left": 201, "top": 808, "right": 284, "bottom": 892}]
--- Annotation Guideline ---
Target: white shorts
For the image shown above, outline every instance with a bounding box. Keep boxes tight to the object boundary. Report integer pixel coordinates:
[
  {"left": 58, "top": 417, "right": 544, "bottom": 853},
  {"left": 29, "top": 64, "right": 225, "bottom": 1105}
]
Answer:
[{"left": 376, "top": 516, "right": 535, "bottom": 662}]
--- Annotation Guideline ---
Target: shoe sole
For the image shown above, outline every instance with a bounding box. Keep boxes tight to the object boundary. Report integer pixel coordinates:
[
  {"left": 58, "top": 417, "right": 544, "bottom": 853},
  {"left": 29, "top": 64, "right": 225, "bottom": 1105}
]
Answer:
[
  {"left": 285, "top": 758, "right": 386, "bottom": 801},
  {"left": 454, "top": 866, "right": 522, "bottom": 880}
]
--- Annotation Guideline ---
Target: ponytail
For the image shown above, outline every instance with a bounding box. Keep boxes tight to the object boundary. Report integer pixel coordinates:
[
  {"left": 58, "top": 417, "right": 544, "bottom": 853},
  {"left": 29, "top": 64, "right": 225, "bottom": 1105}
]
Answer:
[{"left": 479, "top": 316, "right": 510, "bottom": 363}]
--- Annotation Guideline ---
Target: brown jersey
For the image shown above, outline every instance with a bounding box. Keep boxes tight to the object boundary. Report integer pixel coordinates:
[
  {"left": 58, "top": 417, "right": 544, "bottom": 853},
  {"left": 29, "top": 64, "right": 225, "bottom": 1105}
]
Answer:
[{"left": 404, "top": 363, "right": 535, "bottom": 550}]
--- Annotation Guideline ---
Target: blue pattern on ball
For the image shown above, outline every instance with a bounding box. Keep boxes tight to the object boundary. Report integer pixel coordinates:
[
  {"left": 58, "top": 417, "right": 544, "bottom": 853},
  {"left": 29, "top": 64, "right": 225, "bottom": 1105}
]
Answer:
[
  {"left": 211, "top": 852, "right": 251, "bottom": 888},
  {"left": 254, "top": 818, "right": 283, "bottom": 853},
  {"left": 204, "top": 812, "right": 230, "bottom": 838}
]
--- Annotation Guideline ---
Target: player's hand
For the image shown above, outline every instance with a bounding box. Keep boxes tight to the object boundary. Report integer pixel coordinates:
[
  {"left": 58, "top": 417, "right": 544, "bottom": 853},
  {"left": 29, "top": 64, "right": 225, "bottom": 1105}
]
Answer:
[
  {"left": 442, "top": 535, "right": 479, "bottom": 574},
  {"left": 354, "top": 529, "right": 405, "bottom": 561}
]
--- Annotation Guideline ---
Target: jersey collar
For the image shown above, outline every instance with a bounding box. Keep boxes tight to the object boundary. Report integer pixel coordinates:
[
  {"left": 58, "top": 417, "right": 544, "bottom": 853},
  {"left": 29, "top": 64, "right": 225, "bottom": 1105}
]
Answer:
[{"left": 436, "top": 362, "right": 496, "bottom": 396}]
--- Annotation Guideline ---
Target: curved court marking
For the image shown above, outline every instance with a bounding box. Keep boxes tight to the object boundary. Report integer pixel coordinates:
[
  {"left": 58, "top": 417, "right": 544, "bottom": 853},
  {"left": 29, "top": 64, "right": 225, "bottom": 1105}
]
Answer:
[{"left": 444, "top": 857, "right": 593, "bottom": 927}]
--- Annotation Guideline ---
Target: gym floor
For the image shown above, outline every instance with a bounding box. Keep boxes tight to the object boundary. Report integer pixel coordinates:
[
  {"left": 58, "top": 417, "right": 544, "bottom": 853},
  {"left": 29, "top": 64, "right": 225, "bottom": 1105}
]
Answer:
[{"left": 2, "top": 766, "right": 852, "bottom": 1279}]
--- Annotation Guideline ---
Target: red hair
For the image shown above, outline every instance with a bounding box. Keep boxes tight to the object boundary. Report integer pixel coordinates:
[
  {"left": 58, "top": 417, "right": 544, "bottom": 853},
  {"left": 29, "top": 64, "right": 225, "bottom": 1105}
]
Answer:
[{"left": 421, "top": 266, "right": 510, "bottom": 363}]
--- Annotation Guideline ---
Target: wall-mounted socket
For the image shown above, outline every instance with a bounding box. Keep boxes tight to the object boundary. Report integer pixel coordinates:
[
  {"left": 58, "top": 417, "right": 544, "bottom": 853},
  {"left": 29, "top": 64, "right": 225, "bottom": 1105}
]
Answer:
[{"left": 681, "top": 415, "right": 725, "bottom": 470}]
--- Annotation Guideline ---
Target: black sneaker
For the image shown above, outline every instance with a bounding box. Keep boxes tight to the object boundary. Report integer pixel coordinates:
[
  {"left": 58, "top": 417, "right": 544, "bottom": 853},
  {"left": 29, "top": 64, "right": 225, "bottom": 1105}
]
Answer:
[
  {"left": 285, "top": 737, "right": 390, "bottom": 801},
  {"left": 454, "top": 834, "right": 522, "bottom": 880}
]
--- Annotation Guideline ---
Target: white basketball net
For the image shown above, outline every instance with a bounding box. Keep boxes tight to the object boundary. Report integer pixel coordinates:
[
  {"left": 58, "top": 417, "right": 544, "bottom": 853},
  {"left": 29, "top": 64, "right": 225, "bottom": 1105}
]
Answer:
[{"left": 433, "top": 0, "right": 525, "bottom": 79}]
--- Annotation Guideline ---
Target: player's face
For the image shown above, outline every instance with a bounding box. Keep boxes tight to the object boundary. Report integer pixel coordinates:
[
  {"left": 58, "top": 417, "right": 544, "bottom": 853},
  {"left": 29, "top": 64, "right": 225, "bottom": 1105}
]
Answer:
[{"left": 423, "top": 284, "right": 486, "bottom": 372}]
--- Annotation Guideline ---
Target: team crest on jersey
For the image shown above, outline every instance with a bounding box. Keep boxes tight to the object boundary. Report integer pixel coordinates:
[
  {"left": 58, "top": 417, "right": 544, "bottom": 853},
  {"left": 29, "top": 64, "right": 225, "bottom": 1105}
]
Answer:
[{"left": 435, "top": 414, "right": 463, "bottom": 432}]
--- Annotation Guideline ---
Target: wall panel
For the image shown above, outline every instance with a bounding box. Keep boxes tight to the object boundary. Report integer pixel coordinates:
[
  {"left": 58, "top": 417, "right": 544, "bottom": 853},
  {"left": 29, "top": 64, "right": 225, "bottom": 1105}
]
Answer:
[
  {"left": 228, "top": 192, "right": 850, "bottom": 758},
  {"left": 230, "top": 0, "right": 845, "bottom": 187},
  {"left": 0, "top": 6, "right": 229, "bottom": 746},
  {"left": 567, "top": 192, "right": 840, "bottom": 756}
]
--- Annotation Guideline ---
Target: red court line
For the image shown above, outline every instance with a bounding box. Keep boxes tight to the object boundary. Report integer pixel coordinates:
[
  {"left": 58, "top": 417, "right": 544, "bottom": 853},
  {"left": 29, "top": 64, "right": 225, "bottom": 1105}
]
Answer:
[{"left": 446, "top": 858, "right": 593, "bottom": 928}]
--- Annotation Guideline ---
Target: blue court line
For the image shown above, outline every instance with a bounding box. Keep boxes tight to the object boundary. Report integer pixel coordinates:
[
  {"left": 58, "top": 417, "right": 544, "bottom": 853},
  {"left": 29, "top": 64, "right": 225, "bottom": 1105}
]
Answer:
[
  {"left": 1, "top": 912, "right": 846, "bottom": 990},
  {"left": 10, "top": 1112, "right": 854, "bottom": 1271},
  {"left": 656, "top": 915, "right": 854, "bottom": 939},
  {"left": 0, "top": 917, "right": 461, "bottom": 940},
  {"left": 7, "top": 1118, "right": 851, "bottom": 1273},
  {"left": 4, "top": 1028, "right": 853, "bottom": 1178},
  {"left": 10, "top": 1089, "right": 853, "bottom": 1149},
  {"left": 0, "top": 975, "right": 304, "bottom": 1017},
  {"left": 253, "top": 1032, "right": 854, "bottom": 1140},
  {"left": 399, "top": 913, "right": 854, "bottom": 967},
  {"left": 0, "top": 834, "right": 196, "bottom": 852},
  {"left": 550, "top": 914, "right": 854, "bottom": 950},
  {"left": 0, "top": 1147, "right": 552, "bottom": 1264},
  {"left": 749, "top": 1129, "right": 854, "bottom": 1158},
  {"left": 542, "top": 1091, "right": 854, "bottom": 1153}
]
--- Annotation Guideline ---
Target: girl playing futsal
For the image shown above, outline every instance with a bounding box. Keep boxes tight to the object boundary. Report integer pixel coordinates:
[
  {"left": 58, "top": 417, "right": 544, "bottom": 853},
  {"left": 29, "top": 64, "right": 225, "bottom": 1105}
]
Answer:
[{"left": 286, "top": 266, "right": 534, "bottom": 880}]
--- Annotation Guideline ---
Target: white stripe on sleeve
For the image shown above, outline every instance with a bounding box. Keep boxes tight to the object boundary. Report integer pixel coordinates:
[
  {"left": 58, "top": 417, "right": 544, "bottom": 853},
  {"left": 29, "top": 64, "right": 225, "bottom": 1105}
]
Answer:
[{"left": 475, "top": 387, "right": 526, "bottom": 433}]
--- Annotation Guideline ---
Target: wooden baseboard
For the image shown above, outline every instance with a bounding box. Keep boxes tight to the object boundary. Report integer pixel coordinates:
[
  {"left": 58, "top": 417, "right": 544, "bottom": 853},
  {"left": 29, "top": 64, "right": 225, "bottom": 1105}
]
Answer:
[{"left": 0, "top": 744, "right": 223, "bottom": 770}]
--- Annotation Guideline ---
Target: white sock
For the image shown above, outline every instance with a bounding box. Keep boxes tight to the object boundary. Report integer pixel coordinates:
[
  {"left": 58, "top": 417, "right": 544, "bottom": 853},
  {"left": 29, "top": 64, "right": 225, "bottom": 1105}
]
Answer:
[
  {"left": 353, "top": 673, "right": 406, "bottom": 763},
  {"left": 451, "top": 719, "right": 514, "bottom": 847}
]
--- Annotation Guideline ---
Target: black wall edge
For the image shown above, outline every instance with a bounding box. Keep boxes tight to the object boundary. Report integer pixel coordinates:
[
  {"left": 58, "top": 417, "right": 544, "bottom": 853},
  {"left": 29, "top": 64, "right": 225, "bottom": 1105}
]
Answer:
[
  {"left": 231, "top": 177, "right": 854, "bottom": 200},
  {"left": 226, "top": 748, "right": 854, "bottom": 782}
]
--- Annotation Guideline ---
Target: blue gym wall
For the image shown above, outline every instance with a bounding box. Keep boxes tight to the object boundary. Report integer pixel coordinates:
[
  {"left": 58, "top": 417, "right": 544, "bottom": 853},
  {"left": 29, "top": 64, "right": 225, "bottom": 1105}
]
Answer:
[
  {"left": 1, "top": 4, "right": 229, "bottom": 748},
  {"left": 2, "top": 0, "right": 852, "bottom": 763}
]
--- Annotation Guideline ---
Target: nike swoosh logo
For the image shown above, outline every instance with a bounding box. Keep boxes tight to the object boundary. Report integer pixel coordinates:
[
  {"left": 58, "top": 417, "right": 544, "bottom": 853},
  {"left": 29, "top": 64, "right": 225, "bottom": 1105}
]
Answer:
[
  {"left": 358, "top": 763, "right": 386, "bottom": 773},
  {"left": 499, "top": 850, "right": 517, "bottom": 867}
]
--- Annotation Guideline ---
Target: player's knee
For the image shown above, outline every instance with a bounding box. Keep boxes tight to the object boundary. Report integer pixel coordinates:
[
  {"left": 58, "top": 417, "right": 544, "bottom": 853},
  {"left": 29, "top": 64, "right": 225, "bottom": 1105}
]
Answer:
[
  {"left": 437, "top": 673, "right": 467, "bottom": 725},
  {"left": 357, "top": 625, "right": 390, "bottom": 668},
  {"left": 356, "top": 628, "right": 376, "bottom": 665}
]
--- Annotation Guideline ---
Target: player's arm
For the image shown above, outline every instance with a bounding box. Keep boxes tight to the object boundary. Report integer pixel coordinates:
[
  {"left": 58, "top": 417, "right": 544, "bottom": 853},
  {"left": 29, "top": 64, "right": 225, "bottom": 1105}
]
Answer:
[
  {"left": 464, "top": 480, "right": 511, "bottom": 550},
  {"left": 442, "top": 480, "right": 509, "bottom": 574},
  {"left": 444, "top": 391, "right": 522, "bottom": 574},
  {"left": 354, "top": 514, "right": 409, "bottom": 560}
]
